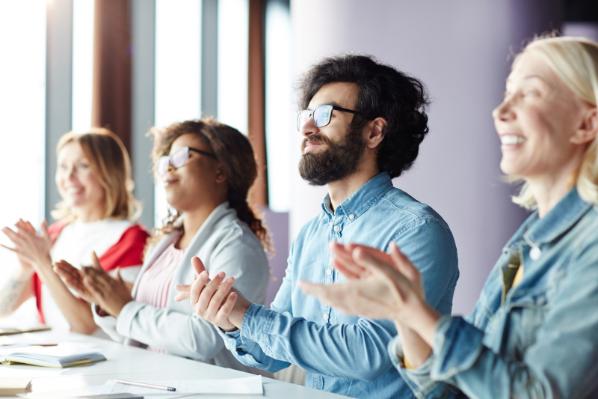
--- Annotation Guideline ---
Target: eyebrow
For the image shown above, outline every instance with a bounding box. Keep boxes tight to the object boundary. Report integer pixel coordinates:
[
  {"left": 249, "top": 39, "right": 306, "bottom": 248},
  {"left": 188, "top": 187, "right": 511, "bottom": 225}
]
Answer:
[
  {"left": 307, "top": 101, "right": 349, "bottom": 110},
  {"left": 506, "top": 74, "right": 551, "bottom": 88}
]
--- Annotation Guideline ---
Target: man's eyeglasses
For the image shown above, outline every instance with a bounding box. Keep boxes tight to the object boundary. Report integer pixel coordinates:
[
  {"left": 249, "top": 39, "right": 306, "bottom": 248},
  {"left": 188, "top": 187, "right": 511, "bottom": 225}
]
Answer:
[
  {"left": 157, "top": 146, "right": 216, "bottom": 176},
  {"left": 297, "top": 104, "right": 359, "bottom": 131}
]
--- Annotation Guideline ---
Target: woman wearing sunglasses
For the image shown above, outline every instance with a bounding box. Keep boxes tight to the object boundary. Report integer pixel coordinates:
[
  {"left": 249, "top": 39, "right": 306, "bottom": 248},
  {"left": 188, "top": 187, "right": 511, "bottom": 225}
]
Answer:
[
  {"left": 301, "top": 36, "right": 598, "bottom": 398},
  {"left": 56, "top": 118, "right": 270, "bottom": 371},
  {"left": 0, "top": 128, "right": 149, "bottom": 334}
]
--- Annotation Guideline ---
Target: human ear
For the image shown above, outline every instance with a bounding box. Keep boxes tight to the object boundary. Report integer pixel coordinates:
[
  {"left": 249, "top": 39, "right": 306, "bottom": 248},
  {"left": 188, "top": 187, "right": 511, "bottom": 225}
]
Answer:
[
  {"left": 365, "top": 117, "right": 387, "bottom": 149},
  {"left": 215, "top": 165, "right": 227, "bottom": 184},
  {"left": 571, "top": 106, "right": 598, "bottom": 145}
]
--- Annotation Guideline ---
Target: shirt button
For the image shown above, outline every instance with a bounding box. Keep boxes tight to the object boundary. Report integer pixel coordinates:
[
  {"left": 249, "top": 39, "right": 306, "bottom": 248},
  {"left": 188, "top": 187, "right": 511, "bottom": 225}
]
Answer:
[
  {"left": 322, "top": 312, "right": 328, "bottom": 322},
  {"left": 325, "top": 268, "right": 333, "bottom": 276},
  {"left": 333, "top": 225, "right": 341, "bottom": 233},
  {"left": 349, "top": 214, "right": 355, "bottom": 221}
]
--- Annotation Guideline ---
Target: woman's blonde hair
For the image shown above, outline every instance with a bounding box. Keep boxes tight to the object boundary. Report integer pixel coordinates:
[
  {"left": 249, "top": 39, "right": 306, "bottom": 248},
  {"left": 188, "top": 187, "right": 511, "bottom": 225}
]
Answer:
[
  {"left": 511, "top": 36, "right": 598, "bottom": 209},
  {"left": 52, "top": 128, "right": 141, "bottom": 222}
]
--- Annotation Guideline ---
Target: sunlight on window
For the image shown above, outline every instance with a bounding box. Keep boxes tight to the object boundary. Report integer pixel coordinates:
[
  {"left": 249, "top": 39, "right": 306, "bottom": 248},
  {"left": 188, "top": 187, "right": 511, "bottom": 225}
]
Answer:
[
  {"left": 72, "top": 0, "right": 95, "bottom": 131},
  {"left": 218, "top": 0, "right": 248, "bottom": 134},
  {"left": 0, "top": 0, "right": 46, "bottom": 325},
  {"left": 265, "top": 0, "right": 292, "bottom": 211},
  {"left": 154, "top": 0, "right": 202, "bottom": 226}
]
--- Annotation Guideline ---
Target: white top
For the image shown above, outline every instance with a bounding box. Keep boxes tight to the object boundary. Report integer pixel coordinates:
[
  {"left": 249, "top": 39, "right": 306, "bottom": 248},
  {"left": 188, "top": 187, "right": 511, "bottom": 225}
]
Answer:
[
  {"left": 93, "top": 202, "right": 270, "bottom": 373},
  {"left": 45, "top": 219, "right": 134, "bottom": 332}
]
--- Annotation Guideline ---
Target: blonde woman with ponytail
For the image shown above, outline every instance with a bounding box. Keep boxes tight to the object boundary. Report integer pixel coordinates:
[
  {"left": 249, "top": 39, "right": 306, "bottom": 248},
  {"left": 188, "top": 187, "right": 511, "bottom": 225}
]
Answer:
[{"left": 56, "top": 119, "right": 269, "bottom": 373}]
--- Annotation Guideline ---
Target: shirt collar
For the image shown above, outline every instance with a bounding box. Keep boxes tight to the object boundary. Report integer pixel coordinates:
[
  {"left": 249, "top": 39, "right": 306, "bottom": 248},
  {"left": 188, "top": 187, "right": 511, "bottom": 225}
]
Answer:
[
  {"left": 320, "top": 172, "right": 393, "bottom": 220},
  {"left": 524, "top": 188, "right": 592, "bottom": 246}
]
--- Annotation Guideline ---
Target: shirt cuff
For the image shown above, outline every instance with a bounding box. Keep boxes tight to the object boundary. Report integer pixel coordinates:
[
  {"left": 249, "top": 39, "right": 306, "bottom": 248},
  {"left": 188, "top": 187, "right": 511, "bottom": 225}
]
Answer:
[
  {"left": 240, "top": 303, "right": 275, "bottom": 341},
  {"left": 430, "top": 315, "right": 485, "bottom": 381},
  {"left": 389, "top": 335, "right": 437, "bottom": 395},
  {"left": 115, "top": 300, "right": 144, "bottom": 337}
]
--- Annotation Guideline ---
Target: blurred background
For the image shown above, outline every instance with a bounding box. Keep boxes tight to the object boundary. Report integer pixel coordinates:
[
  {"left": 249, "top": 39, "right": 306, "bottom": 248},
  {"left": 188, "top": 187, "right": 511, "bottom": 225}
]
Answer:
[{"left": 1, "top": 0, "right": 597, "bottom": 318}]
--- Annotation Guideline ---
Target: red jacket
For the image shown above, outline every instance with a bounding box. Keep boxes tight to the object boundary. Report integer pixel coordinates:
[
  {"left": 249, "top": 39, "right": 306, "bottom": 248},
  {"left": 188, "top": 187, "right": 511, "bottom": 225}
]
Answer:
[{"left": 32, "top": 221, "right": 149, "bottom": 324}]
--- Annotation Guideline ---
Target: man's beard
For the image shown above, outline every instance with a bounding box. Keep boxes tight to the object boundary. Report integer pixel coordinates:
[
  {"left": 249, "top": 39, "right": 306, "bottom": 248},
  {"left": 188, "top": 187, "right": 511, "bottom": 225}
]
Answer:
[{"left": 298, "top": 126, "right": 365, "bottom": 186}]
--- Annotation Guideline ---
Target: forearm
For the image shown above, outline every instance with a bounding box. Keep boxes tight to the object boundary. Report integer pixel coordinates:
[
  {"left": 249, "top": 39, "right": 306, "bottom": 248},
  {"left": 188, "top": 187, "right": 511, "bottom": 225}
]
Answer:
[
  {"left": 395, "top": 322, "right": 432, "bottom": 368},
  {"left": 37, "top": 266, "right": 96, "bottom": 334},
  {"left": 242, "top": 304, "right": 395, "bottom": 380},
  {"left": 117, "top": 301, "right": 225, "bottom": 360},
  {"left": 222, "top": 329, "right": 291, "bottom": 372},
  {"left": 0, "top": 271, "right": 33, "bottom": 316}
]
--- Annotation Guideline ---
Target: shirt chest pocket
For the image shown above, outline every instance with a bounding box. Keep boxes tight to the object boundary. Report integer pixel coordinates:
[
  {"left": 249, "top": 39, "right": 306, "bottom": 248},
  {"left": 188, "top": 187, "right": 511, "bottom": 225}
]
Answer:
[{"left": 505, "top": 292, "right": 549, "bottom": 361}]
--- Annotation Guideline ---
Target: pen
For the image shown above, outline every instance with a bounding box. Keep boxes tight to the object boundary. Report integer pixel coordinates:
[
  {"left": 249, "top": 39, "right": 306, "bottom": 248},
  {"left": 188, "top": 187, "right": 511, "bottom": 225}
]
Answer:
[{"left": 113, "top": 379, "right": 177, "bottom": 392}]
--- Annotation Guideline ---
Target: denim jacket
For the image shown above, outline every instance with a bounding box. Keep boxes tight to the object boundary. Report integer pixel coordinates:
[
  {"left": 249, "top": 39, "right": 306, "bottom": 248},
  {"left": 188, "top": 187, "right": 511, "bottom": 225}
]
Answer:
[
  {"left": 391, "top": 188, "right": 598, "bottom": 398},
  {"left": 221, "top": 172, "right": 459, "bottom": 398}
]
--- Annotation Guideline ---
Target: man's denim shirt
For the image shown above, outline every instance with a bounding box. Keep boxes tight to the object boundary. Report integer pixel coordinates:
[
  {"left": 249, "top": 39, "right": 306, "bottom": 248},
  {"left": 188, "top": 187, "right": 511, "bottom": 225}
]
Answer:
[
  {"left": 221, "top": 172, "right": 459, "bottom": 399},
  {"left": 391, "top": 188, "right": 598, "bottom": 399}
]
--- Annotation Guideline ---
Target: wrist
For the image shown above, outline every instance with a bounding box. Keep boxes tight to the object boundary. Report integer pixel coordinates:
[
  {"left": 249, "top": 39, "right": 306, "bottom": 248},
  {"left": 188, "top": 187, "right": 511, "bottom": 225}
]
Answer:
[{"left": 229, "top": 301, "right": 251, "bottom": 329}]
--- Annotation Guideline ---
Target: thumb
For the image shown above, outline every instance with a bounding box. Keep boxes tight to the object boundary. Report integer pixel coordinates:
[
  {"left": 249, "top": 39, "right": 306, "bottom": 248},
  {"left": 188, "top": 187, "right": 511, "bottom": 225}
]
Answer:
[
  {"left": 192, "top": 256, "right": 206, "bottom": 275},
  {"left": 41, "top": 220, "right": 50, "bottom": 241},
  {"left": 116, "top": 268, "right": 125, "bottom": 284},
  {"left": 91, "top": 251, "right": 102, "bottom": 269}
]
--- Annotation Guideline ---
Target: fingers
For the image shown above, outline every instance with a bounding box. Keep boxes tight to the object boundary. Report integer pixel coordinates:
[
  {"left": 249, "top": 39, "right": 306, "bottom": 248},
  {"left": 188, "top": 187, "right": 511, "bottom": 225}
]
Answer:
[
  {"left": 389, "top": 243, "right": 420, "bottom": 283},
  {"left": 54, "top": 261, "right": 85, "bottom": 293},
  {"left": 189, "top": 271, "right": 210, "bottom": 306},
  {"left": 330, "top": 242, "right": 368, "bottom": 279},
  {"left": 191, "top": 256, "right": 206, "bottom": 275},
  {"left": 299, "top": 280, "right": 352, "bottom": 314},
  {"left": 1, "top": 226, "right": 21, "bottom": 245},
  {"left": 298, "top": 280, "right": 327, "bottom": 298},
  {"left": 21, "top": 220, "right": 36, "bottom": 234},
  {"left": 204, "top": 276, "right": 235, "bottom": 321},
  {"left": 174, "top": 284, "right": 191, "bottom": 301},
  {"left": 40, "top": 220, "right": 50, "bottom": 241},
  {"left": 353, "top": 246, "right": 394, "bottom": 275},
  {"left": 194, "top": 272, "right": 226, "bottom": 313},
  {"left": 81, "top": 267, "right": 113, "bottom": 298},
  {"left": 217, "top": 291, "right": 238, "bottom": 321},
  {"left": 0, "top": 242, "right": 17, "bottom": 253},
  {"left": 91, "top": 252, "right": 102, "bottom": 269}
]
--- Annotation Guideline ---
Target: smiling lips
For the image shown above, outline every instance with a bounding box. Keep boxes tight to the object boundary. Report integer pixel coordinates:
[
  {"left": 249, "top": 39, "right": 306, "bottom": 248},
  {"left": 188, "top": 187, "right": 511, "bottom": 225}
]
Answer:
[
  {"left": 499, "top": 134, "right": 526, "bottom": 147},
  {"left": 302, "top": 137, "right": 328, "bottom": 154}
]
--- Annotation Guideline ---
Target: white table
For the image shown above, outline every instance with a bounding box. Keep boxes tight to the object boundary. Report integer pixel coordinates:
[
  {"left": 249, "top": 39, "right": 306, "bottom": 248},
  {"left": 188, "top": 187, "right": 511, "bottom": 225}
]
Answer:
[{"left": 0, "top": 331, "right": 348, "bottom": 398}]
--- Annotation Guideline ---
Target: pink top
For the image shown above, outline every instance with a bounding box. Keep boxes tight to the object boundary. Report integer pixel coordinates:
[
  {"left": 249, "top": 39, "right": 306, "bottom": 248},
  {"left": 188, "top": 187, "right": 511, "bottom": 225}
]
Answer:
[{"left": 136, "top": 243, "right": 184, "bottom": 310}]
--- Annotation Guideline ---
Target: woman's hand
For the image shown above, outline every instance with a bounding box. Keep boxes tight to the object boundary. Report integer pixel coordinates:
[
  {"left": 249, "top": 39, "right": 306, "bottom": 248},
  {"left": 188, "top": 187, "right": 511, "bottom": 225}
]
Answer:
[
  {"left": 301, "top": 243, "right": 437, "bottom": 335},
  {"left": 54, "top": 252, "right": 101, "bottom": 305},
  {"left": 1, "top": 220, "right": 53, "bottom": 274},
  {"left": 77, "top": 261, "right": 133, "bottom": 317}
]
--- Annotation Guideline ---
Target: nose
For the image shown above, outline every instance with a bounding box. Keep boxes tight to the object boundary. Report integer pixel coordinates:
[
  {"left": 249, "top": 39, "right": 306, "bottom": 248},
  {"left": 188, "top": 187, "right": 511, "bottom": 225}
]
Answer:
[
  {"left": 300, "top": 114, "right": 319, "bottom": 138},
  {"left": 66, "top": 165, "right": 78, "bottom": 180},
  {"left": 492, "top": 96, "right": 514, "bottom": 123}
]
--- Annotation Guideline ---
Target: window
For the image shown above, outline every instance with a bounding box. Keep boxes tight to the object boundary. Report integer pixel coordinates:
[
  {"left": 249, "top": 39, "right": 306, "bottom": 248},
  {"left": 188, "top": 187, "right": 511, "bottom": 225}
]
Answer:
[
  {"left": 71, "top": 0, "right": 95, "bottom": 131},
  {"left": 154, "top": 0, "right": 202, "bottom": 225},
  {"left": 265, "top": 0, "right": 291, "bottom": 211},
  {"left": 0, "top": 0, "right": 46, "bottom": 323},
  {"left": 217, "top": 0, "right": 249, "bottom": 134}
]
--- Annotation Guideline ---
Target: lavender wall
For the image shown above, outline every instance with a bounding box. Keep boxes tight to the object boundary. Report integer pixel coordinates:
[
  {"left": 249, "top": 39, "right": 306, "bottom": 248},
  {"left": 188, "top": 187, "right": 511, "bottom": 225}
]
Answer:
[{"left": 288, "top": 0, "right": 561, "bottom": 313}]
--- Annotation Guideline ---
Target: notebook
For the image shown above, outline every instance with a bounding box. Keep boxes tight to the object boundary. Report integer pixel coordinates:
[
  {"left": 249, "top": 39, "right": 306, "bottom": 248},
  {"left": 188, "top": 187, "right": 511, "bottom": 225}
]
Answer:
[
  {"left": 0, "top": 377, "right": 32, "bottom": 395},
  {"left": 1, "top": 350, "right": 106, "bottom": 368},
  {"left": 0, "top": 325, "right": 50, "bottom": 336}
]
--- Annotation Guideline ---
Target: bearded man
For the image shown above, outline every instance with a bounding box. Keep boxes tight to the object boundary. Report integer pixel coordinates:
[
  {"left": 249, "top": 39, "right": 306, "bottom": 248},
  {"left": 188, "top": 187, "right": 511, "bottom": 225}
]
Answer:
[{"left": 184, "top": 55, "right": 459, "bottom": 399}]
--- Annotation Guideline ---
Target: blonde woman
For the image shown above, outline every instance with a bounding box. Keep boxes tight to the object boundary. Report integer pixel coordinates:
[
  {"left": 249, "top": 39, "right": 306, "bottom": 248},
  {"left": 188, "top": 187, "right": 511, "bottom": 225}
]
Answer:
[
  {"left": 1, "top": 129, "right": 149, "bottom": 334},
  {"left": 301, "top": 36, "right": 598, "bottom": 398}
]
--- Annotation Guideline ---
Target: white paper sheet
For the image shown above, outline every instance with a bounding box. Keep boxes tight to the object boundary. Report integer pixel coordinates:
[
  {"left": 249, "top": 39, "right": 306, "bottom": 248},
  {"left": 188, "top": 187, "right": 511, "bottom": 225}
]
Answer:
[{"left": 109, "top": 375, "right": 263, "bottom": 395}]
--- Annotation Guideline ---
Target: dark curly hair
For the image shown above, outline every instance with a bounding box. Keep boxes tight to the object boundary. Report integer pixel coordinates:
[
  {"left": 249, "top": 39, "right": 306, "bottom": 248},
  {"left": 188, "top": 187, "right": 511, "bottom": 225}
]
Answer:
[
  {"left": 149, "top": 118, "right": 271, "bottom": 252},
  {"left": 300, "top": 55, "right": 430, "bottom": 178}
]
